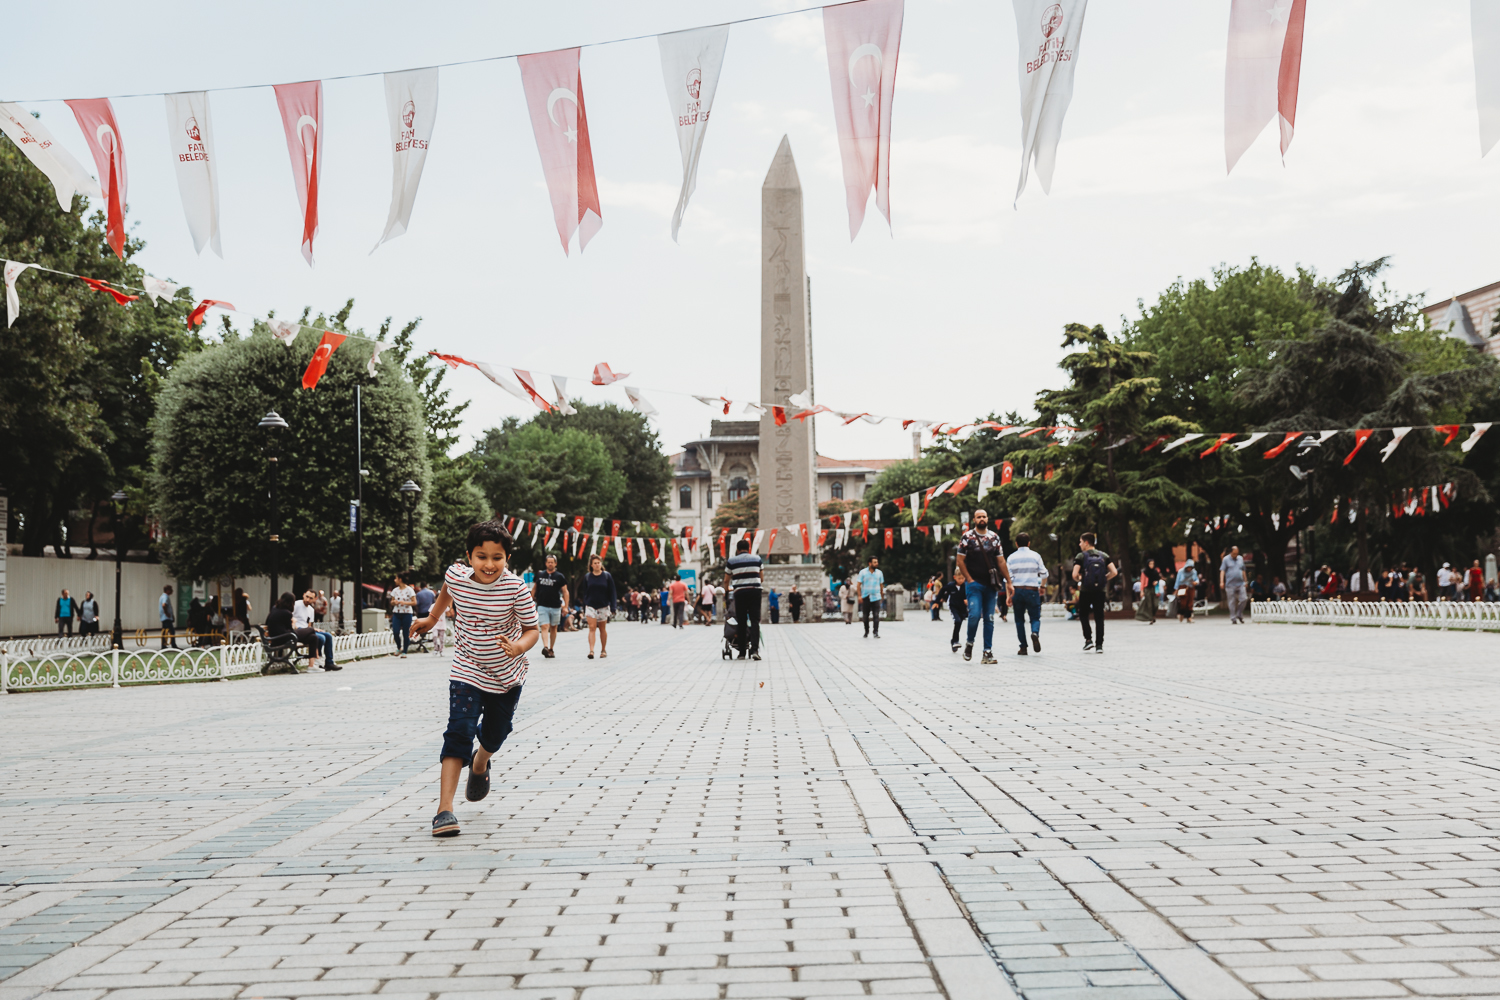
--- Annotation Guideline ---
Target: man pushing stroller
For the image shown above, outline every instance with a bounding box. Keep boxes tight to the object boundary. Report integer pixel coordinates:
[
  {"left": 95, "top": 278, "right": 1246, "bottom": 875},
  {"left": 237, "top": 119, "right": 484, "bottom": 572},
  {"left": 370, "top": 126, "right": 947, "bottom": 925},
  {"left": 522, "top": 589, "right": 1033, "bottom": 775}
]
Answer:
[{"left": 724, "top": 538, "right": 763, "bottom": 661}]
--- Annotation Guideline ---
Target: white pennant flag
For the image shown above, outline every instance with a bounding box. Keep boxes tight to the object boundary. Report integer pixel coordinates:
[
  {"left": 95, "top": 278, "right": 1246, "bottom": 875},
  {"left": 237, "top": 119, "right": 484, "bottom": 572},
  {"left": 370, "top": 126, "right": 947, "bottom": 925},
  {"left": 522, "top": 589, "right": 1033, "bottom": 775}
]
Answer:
[
  {"left": 471, "top": 362, "right": 533, "bottom": 405},
  {"left": 1475, "top": 1, "right": 1500, "bottom": 155},
  {"left": 5, "top": 261, "right": 31, "bottom": 328},
  {"left": 836, "top": 528, "right": 848, "bottom": 548},
  {"left": 977, "top": 466, "right": 995, "bottom": 501},
  {"left": 592, "top": 517, "right": 603, "bottom": 536},
  {"left": 752, "top": 529, "right": 766, "bottom": 554},
  {"left": 546, "top": 527, "right": 559, "bottom": 550},
  {"left": 266, "top": 319, "right": 300, "bottom": 346},
  {"left": 1463, "top": 422, "right": 1493, "bottom": 453},
  {"left": 551, "top": 375, "right": 578, "bottom": 415},
  {"left": 637, "top": 537, "right": 647, "bottom": 561},
  {"left": 624, "top": 386, "right": 659, "bottom": 417},
  {"left": 1225, "top": 0, "right": 1306, "bottom": 172},
  {"left": 1380, "top": 427, "right": 1412, "bottom": 463},
  {"left": 614, "top": 536, "right": 624, "bottom": 562},
  {"left": 367, "top": 341, "right": 392, "bottom": 377},
  {"left": 140, "top": 276, "right": 179, "bottom": 304},
  {"left": 658, "top": 24, "right": 729, "bottom": 241},
  {"left": 1231, "top": 431, "right": 1269, "bottom": 451},
  {"left": 164, "top": 91, "right": 223, "bottom": 257},
  {"left": 901, "top": 526, "right": 911, "bottom": 545},
  {"left": 1163, "top": 433, "right": 1204, "bottom": 452},
  {"left": 910, "top": 492, "right": 921, "bottom": 522},
  {"left": 373, "top": 67, "right": 438, "bottom": 251},
  {"left": 0, "top": 103, "right": 101, "bottom": 211},
  {"left": 1012, "top": 0, "right": 1089, "bottom": 204}
]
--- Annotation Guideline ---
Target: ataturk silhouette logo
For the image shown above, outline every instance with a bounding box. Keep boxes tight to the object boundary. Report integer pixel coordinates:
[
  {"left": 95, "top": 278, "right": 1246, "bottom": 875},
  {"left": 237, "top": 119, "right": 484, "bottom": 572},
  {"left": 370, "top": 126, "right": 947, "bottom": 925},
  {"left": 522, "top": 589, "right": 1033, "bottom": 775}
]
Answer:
[
  {"left": 401, "top": 100, "right": 415, "bottom": 129},
  {"left": 184, "top": 117, "right": 201, "bottom": 142},
  {"left": 686, "top": 67, "right": 702, "bottom": 101},
  {"left": 1041, "top": 3, "right": 1064, "bottom": 38}
]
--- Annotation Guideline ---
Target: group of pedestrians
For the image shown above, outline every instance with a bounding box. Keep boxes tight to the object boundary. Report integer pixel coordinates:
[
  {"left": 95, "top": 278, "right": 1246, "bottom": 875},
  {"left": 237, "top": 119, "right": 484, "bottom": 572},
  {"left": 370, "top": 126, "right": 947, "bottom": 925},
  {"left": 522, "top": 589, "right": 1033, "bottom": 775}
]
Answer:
[{"left": 52, "top": 589, "right": 100, "bottom": 637}]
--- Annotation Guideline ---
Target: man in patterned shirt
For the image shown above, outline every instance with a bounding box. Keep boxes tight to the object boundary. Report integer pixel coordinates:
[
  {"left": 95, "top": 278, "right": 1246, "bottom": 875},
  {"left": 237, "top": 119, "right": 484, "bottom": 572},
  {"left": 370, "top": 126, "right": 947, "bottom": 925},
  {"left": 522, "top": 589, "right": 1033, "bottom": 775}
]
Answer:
[
  {"left": 412, "top": 520, "right": 539, "bottom": 838},
  {"left": 954, "top": 509, "right": 1014, "bottom": 665}
]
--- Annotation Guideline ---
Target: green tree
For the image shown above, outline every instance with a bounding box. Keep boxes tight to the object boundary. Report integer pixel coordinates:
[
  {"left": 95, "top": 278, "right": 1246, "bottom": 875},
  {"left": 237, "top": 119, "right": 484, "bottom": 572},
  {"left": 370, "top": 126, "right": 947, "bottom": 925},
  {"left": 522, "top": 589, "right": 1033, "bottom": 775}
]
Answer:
[
  {"left": 0, "top": 127, "right": 202, "bottom": 556},
  {"left": 1239, "top": 260, "right": 1494, "bottom": 589},
  {"left": 1009, "top": 324, "right": 1200, "bottom": 610},
  {"left": 150, "top": 323, "right": 430, "bottom": 582},
  {"left": 472, "top": 421, "right": 626, "bottom": 549},
  {"left": 527, "top": 402, "right": 672, "bottom": 521}
]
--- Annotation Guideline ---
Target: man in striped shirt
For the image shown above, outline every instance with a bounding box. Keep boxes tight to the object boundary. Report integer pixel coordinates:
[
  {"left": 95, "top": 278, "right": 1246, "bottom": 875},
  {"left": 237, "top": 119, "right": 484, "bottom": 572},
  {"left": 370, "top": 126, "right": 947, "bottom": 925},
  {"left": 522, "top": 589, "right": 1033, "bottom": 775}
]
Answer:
[
  {"left": 1006, "top": 532, "right": 1049, "bottom": 656},
  {"left": 725, "top": 538, "right": 763, "bottom": 660},
  {"left": 411, "top": 520, "right": 539, "bottom": 838}
]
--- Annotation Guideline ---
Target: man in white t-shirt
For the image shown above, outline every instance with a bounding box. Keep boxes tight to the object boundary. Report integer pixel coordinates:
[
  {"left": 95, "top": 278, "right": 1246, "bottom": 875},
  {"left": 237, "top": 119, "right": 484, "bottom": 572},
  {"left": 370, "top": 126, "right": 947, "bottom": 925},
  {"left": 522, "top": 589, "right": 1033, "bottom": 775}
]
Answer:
[{"left": 294, "top": 590, "right": 339, "bottom": 671}]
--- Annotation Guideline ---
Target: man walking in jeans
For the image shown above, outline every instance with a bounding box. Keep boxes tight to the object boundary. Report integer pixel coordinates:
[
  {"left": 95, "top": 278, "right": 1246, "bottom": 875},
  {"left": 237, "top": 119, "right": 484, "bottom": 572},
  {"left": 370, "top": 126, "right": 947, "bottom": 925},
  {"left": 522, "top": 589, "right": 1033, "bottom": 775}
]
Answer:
[
  {"left": 1072, "top": 533, "right": 1117, "bottom": 653},
  {"left": 726, "top": 539, "right": 763, "bottom": 659},
  {"left": 1220, "top": 545, "right": 1249, "bottom": 623},
  {"left": 857, "top": 557, "right": 885, "bottom": 638},
  {"left": 1005, "top": 533, "right": 1048, "bottom": 655},
  {"left": 954, "top": 509, "right": 1014, "bottom": 664}
]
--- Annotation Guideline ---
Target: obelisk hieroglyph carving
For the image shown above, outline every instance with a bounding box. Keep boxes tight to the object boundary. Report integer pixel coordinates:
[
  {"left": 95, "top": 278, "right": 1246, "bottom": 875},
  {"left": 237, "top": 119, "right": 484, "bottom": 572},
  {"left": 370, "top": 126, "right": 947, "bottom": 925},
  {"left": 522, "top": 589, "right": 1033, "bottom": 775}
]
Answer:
[{"left": 759, "top": 136, "right": 817, "bottom": 556}]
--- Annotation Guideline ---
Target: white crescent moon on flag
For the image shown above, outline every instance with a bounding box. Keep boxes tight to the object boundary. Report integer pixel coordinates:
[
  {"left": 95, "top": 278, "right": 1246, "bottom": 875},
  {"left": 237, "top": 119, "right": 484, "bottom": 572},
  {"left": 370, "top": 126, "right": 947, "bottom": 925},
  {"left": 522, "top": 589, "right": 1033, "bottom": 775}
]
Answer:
[
  {"left": 95, "top": 122, "right": 117, "bottom": 154},
  {"left": 848, "top": 43, "right": 884, "bottom": 86},
  {"left": 296, "top": 114, "right": 318, "bottom": 170},
  {"left": 546, "top": 87, "right": 579, "bottom": 126}
]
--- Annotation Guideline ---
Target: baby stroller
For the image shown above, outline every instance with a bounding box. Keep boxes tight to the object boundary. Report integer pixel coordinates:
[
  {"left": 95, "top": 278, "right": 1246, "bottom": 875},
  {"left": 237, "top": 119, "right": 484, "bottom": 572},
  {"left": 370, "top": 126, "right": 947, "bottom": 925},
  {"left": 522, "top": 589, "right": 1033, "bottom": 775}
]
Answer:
[{"left": 721, "top": 615, "right": 761, "bottom": 660}]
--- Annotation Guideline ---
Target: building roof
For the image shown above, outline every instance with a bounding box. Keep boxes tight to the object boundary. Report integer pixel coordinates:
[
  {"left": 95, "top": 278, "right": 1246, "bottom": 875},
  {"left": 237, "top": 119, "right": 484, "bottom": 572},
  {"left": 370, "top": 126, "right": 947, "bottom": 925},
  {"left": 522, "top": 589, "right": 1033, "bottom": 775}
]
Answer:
[{"left": 817, "top": 456, "right": 902, "bottom": 471}]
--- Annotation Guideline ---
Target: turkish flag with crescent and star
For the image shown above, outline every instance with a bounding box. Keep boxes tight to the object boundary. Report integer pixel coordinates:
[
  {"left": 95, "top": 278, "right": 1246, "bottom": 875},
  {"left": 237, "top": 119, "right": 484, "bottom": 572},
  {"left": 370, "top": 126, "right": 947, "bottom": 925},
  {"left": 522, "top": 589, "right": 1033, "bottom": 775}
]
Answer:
[
  {"left": 64, "top": 99, "right": 129, "bottom": 259},
  {"left": 301, "top": 330, "right": 346, "bottom": 390},
  {"left": 823, "top": 0, "right": 903, "bottom": 240},
  {"left": 273, "top": 81, "right": 324, "bottom": 265},
  {"left": 518, "top": 48, "right": 602, "bottom": 255},
  {"left": 1224, "top": 0, "right": 1306, "bottom": 173}
]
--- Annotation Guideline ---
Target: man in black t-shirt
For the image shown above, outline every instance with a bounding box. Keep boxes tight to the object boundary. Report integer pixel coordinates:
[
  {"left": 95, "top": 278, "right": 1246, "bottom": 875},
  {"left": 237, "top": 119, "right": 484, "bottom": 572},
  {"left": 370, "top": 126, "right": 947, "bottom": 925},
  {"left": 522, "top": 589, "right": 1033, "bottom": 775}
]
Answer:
[
  {"left": 1071, "top": 533, "right": 1118, "bottom": 653},
  {"left": 530, "top": 554, "right": 570, "bottom": 659}
]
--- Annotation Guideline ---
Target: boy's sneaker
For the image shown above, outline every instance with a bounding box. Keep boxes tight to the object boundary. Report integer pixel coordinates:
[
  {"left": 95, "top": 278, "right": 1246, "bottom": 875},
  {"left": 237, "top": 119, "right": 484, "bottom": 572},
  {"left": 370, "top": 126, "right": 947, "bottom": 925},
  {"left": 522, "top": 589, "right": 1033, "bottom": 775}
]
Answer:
[
  {"left": 981, "top": 651, "right": 997, "bottom": 665},
  {"left": 1083, "top": 639, "right": 1094, "bottom": 651},
  {"left": 1095, "top": 646, "right": 1104, "bottom": 654},
  {"left": 951, "top": 644, "right": 959, "bottom": 653},
  {"left": 963, "top": 643, "right": 973, "bottom": 661},
  {"left": 466, "top": 761, "right": 491, "bottom": 802},
  {"left": 431, "top": 811, "right": 460, "bottom": 837}
]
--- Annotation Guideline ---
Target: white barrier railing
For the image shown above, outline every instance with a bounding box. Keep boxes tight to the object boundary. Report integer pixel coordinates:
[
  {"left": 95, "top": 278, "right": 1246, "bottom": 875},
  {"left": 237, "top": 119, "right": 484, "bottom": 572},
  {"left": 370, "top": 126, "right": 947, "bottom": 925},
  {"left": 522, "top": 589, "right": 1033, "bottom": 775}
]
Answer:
[
  {"left": 1, "top": 629, "right": 398, "bottom": 693},
  {"left": 0, "top": 634, "right": 113, "bottom": 658},
  {"left": 1254, "top": 599, "right": 1500, "bottom": 631}
]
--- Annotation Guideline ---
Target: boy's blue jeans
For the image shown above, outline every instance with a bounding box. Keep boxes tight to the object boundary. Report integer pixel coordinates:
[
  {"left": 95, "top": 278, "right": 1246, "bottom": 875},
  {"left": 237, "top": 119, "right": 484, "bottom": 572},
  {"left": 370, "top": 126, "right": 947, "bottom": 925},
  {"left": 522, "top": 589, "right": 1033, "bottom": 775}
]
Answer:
[
  {"left": 965, "top": 581, "right": 997, "bottom": 650},
  {"left": 442, "top": 680, "right": 522, "bottom": 767},
  {"left": 1012, "top": 588, "right": 1043, "bottom": 645}
]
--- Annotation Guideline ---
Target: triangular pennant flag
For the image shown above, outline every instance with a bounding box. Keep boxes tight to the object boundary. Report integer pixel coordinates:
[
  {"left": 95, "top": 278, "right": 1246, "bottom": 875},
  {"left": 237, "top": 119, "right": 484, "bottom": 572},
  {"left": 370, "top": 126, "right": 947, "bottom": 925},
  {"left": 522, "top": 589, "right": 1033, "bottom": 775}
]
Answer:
[
  {"left": 79, "top": 276, "right": 138, "bottom": 306},
  {"left": 0, "top": 102, "right": 101, "bottom": 211},
  {"left": 164, "top": 91, "right": 223, "bottom": 257},
  {"left": 186, "top": 298, "right": 234, "bottom": 330},
  {"left": 658, "top": 23, "right": 730, "bottom": 241},
  {"left": 64, "top": 98, "right": 129, "bottom": 258},
  {"left": 883, "top": 527, "right": 894, "bottom": 549},
  {"left": 1199, "top": 433, "right": 1236, "bottom": 458},
  {"left": 271, "top": 81, "right": 323, "bottom": 265},
  {"left": 518, "top": 47, "right": 602, "bottom": 255},
  {"left": 1342, "top": 429, "right": 1374, "bottom": 466},
  {"left": 512, "top": 370, "right": 555, "bottom": 412},
  {"left": 372, "top": 67, "right": 439, "bottom": 251},
  {"left": 366, "top": 341, "right": 392, "bottom": 377},
  {"left": 302, "top": 330, "right": 347, "bottom": 390},
  {"left": 1225, "top": 0, "right": 1306, "bottom": 172},
  {"left": 900, "top": 526, "right": 910, "bottom": 545},
  {"left": 1013, "top": 0, "right": 1090, "bottom": 203},
  {"left": 624, "top": 385, "right": 659, "bottom": 417},
  {"left": 593, "top": 362, "right": 629, "bottom": 385},
  {"left": 141, "top": 276, "right": 179, "bottom": 305},
  {"left": 977, "top": 466, "right": 995, "bottom": 501},
  {"left": 823, "top": 0, "right": 903, "bottom": 239},
  {"left": 1380, "top": 426, "right": 1412, "bottom": 463},
  {"left": 1001, "top": 462, "right": 1014, "bottom": 485},
  {"left": 945, "top": 474, "right": 972, "bottom": 495},
  {"left": 767, "top": 527, "right": 778, "bottom": 553},
  {"left": 4, "top": 261, "right": 31, "bottom": 328},
  {"left": 1434, "top": 424, "right": 1462, "bottom": 447},
  {"left": 1231, "top": 431, "right": 1269, "bottom": 451},
  {"left": 1163, "top": 433, "right": 1204, "bottom": 453},
  {"left": 1462, "top": 422, "right": 1492, "bottom": 453},
  {"left": 551, "top": 375, "right": 578, "bottom": 415},
  {"left": 1262, "top": 431, "right": 1302, "bottom": 459},
  {"left": 268, "top": 319, "right": 300, "bottom": 346}
]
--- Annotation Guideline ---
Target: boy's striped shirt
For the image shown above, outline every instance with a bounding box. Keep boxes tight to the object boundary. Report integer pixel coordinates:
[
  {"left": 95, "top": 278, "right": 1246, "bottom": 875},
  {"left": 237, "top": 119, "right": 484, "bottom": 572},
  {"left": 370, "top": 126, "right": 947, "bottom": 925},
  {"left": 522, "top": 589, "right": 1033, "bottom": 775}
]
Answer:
[{"left": 445, "top": 564, "right": 537, "bottom": 693}]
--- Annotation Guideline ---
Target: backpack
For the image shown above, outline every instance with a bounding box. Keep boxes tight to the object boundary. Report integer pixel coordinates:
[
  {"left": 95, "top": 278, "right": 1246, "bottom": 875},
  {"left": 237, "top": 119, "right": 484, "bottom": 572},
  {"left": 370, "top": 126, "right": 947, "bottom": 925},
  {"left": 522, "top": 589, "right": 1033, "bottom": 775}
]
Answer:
[{"left": 1079, "top": 551, "right": 1109, "bottom": 591}]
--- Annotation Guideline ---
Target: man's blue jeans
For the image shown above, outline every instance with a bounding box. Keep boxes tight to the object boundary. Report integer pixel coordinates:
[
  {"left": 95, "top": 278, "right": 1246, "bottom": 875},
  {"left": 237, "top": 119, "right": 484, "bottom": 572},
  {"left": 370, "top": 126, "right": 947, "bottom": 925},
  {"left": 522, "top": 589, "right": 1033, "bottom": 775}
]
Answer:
[
  {"left": 1012, "top": 588, "right": 1042, "bottom": 645},
  {"left": 965, "top": 581, "right": 997, "bottom": 650}
]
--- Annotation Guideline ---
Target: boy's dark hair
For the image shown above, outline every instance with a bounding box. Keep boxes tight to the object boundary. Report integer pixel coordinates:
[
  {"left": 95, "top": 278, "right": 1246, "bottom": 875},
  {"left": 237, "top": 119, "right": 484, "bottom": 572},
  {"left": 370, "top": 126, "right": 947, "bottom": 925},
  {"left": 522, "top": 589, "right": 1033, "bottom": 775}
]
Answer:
[
  {"left": 736, "top": 539, "right": 751, "bottom": 553},
  {"left": 466, "top": 519, "right": 514, "bottom": 557},
  {"left": 1081, "top": 532, "right": 1097, "bottom": 546},
  {"left": 1016, "top": 531, "right": 1031, "bottom": 547}
]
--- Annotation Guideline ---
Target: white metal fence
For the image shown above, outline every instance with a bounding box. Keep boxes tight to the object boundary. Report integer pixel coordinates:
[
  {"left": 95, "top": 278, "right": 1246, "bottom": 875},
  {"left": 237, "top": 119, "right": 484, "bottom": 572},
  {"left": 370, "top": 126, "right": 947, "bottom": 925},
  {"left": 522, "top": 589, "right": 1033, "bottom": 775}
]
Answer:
[
  {"left": 1254, "top": 599, "right": 1500, "bottom": 631},
  {"left": 1, "top": 630, "right": 398, "bottom": 693}
]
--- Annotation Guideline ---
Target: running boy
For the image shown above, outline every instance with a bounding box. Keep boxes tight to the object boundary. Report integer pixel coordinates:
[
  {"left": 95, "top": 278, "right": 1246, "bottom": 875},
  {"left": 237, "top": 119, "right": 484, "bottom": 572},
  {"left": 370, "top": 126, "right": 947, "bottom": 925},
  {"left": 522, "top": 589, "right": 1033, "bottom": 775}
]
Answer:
[{"left": 411, "top": 520, "right": 538, "bottom": 838}]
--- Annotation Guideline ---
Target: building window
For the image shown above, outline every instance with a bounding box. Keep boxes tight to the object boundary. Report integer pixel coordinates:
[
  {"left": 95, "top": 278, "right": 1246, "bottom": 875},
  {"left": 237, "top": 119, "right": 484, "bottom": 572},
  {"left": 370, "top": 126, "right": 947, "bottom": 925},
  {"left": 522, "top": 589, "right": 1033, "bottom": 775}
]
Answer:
[
  {"left": 728, "top": 477, "right": 749, "bottom": 501},
  {"left": 679, "top": 484, "right": 692, "bottom": 509},
  {"left": 830, "top": 480, "right": 844, "bottom": 500}
]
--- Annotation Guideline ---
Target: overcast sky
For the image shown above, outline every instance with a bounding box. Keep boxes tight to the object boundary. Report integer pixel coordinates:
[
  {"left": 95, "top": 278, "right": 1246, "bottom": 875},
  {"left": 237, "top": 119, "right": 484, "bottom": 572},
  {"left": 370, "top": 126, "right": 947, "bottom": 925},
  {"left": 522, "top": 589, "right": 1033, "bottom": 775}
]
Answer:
[{"left": 3, "top": 0, "right": 1496, "bottom": 463}]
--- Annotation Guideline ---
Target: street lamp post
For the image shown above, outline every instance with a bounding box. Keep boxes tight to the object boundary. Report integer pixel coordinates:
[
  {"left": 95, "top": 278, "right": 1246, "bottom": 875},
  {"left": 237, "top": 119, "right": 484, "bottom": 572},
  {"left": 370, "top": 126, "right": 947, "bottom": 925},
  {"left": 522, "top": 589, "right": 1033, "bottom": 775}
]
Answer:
[
  {"left": 1048, "top": 532, "right": 1061, "bottom": 604},
  {"left": 110, "top": 490, "right": 128, "bottom": 649},
  {"left": 259, "top": 411, "right": 290, "bottom": 610},
  {"left": 399, "top": 480, "right": 421, "bottom": 574}
]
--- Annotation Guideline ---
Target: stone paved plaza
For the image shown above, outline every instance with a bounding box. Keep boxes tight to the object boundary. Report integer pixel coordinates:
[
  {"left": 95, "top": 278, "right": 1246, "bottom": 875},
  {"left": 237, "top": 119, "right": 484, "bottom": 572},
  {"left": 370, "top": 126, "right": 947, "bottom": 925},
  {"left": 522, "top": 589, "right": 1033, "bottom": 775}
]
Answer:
[{"left": 3, "top": 615, "right": 1500, "bottom": 1000}]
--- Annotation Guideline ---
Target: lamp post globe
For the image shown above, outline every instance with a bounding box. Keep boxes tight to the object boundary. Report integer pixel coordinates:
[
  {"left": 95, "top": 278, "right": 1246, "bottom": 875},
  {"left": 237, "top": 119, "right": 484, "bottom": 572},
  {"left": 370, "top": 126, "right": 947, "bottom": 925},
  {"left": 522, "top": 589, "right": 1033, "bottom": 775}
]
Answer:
[
  {"left": 258, "top": 411, "right": 290, "bottom": 611},
  {"left": 399, "top": 480, "right": 421, "bottom": 574},
  {"left": 110, "top": 490, "right": 128, "bottom": 649}
]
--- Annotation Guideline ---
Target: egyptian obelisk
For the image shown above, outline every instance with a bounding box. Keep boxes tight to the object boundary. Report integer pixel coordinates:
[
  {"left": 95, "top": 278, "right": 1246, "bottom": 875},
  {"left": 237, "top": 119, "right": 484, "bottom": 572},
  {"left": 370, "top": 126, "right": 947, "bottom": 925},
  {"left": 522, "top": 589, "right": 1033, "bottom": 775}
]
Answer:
[{"left": 759, "top": 136, "right": 818, "bottom": 560}]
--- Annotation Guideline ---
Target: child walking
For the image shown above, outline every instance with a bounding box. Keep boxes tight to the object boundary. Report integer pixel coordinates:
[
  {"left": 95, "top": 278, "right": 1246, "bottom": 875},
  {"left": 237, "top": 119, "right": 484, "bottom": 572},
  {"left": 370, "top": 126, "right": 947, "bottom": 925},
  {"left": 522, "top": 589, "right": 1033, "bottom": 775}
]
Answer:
[{"left": 411, "top": 521, "right": 539, "bottom": 838}]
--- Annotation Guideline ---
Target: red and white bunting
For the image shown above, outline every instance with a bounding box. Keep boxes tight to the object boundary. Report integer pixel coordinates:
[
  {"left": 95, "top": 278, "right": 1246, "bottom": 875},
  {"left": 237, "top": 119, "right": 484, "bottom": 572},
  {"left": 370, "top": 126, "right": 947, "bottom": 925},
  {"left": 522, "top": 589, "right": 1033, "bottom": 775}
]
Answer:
[
  {"left": 272, "top": 81, "right": 324, "bottom": 265},
  {"left": 64, "top": 98, "right": 128, "bottom": 258},
  {"left": 518, "top": 48, "right": 602, "bottom": 255},
  {"left": 823, "top": 0, "right": 903, "bottom": 239},
  {"left": 302, "top": 330, "right": 346, "bottom": 390}
]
